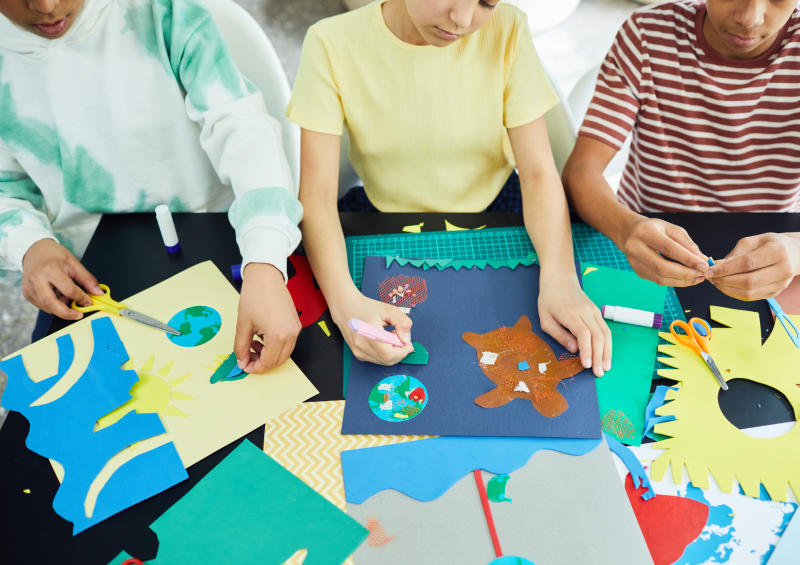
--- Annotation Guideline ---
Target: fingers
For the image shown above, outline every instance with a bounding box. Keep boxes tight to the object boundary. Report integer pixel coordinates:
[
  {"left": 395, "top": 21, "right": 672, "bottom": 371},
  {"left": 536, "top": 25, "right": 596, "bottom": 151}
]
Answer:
[
  {"left": 706, "top": 240, "right": 777, "bottom": 280},
  {"left": 628, "top": 259, "right": 704, "bottom": 287},
  {"left": 355, "top": 336, "right": 414, "bottom": 366},
  {"left": 710, "top": 277, "right": 791, "bottom": 301},
  {"left": 234, "top": 315, "right": 256, "bottom": 369},
  {"left": 627, "top": 239, "right": 705, "bottom": 285},
  {"left": 540, "top": 313, "right": 578, "bottom": 354},
  {"left": 51, "top": 269, "right": 93, "bottom": 310},
  {"left": 594, "top": 310, "right": 613, "bottom": 373},
  {"left": 383, "top": 307, "right": 412, "bottom": 344},
  {"left": 33, "top": 280, "right": 83, "bottom": 320},
  {"left": 70, "top": 261, "right": 102, "bottom": 297},
  {"left": 662, "top": 224, "right": 708, "bottom": 267}
]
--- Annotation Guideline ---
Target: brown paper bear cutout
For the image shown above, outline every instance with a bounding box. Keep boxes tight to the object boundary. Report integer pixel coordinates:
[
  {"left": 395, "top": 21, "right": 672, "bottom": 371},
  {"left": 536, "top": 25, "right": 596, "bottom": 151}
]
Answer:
[{"left": 463, "top": 315, "right": 584, "bottom": 417}]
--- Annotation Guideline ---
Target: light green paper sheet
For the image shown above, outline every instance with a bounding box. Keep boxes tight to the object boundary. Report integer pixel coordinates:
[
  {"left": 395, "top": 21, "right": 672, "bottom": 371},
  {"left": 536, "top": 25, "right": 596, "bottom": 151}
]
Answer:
[
  {"left": 107, "top": 440, "right": 368, "bottom": 565},
  {"left": 581, "top": 264, "right": 667, "bottom": 446}
]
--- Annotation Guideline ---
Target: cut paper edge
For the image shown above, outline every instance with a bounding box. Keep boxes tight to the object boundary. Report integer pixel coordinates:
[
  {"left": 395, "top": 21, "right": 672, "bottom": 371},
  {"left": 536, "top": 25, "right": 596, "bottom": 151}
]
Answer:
[
  {"left": 445, "top": 220, "right": 485, "bottom": 231},
  {"left": 385, "top": 252, "right": 539, "bottom": 273},
  {"left": 400, "top": 342, "right": 428, "bottom": 365},
  {"left": 605, "top": 433, "right": 656, "bottom": 501},
  {"left": 582, "top": 267, "right": 599, "bottom": 276},
  {"left": 210, "top": 353, "right": 238, "bottom": 384}
]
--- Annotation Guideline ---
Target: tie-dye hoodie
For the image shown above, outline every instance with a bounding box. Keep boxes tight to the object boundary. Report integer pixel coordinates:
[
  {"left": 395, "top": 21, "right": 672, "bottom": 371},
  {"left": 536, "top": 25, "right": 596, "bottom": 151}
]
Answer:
[{"left": 0, "top": 0, "right": 302, "bottom": 285}]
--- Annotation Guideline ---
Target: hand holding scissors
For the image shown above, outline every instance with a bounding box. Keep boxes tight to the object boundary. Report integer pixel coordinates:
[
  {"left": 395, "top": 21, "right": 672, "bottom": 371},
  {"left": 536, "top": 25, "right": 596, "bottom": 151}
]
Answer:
[
  {"left": 71, "top": 284, "right": 181, "bottom": 335},
  {"left": 669, "top": 317, "right": 728, "bottom": 390}
]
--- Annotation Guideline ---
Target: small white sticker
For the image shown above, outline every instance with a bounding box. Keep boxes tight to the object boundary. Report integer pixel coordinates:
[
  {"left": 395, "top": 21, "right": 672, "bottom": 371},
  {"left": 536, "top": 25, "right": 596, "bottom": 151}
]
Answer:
[
  {"left": 378, "top": 383, "right": 393, "bottom": 392},
  {"left": 514, "top": 381, "right": 530, "bottom": 393},
  {"left": 380, "top": 399, "right": 393, "bottom": 411},
  {"left": 481, "top": 352, "right": 499, "bottom": 365},
  {"left": 399, "top": 307, "right": 411, "bottom": 314},
  {"left": 539, "top": 362, "right": 550, "bottom": 373}
]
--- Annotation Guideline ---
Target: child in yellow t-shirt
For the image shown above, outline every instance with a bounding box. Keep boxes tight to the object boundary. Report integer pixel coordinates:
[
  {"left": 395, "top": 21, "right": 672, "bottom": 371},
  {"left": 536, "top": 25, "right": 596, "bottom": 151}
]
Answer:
[{"left": 288, "top": 0, "right": 611, "bottom": 376}]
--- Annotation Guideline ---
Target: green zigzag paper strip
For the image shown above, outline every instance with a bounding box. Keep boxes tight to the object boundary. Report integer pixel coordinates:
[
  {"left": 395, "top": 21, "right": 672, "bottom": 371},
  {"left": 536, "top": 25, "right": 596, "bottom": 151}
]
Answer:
[{"left": 385, "top": 252, "right": 539, "bottom": 272}]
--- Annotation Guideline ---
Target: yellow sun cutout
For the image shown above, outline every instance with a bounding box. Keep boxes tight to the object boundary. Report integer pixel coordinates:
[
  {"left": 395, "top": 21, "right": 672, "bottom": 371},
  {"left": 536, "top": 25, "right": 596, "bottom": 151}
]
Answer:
[
  {"left": 97, "top": 354, "right": 194, "bottom": 429},
  {"left": 652, "top": 306, "right": 800, "bottom": 502}
]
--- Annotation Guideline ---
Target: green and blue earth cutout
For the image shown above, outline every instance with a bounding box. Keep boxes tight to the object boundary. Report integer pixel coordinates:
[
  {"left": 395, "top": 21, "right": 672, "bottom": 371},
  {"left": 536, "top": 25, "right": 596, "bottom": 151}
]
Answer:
[{"left": 167, "top": 306, "right": 221, "bottom": 347}]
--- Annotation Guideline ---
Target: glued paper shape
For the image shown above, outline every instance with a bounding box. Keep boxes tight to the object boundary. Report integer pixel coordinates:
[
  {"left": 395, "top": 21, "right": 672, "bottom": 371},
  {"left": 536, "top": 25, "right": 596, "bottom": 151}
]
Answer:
[
  {"left": 167, "top": 306, "right": 222, "bottom": 347},
  {"left": 263, "top": 400, "right": 434, "bottom": 512},
  {"left": 612, "top": 433, "right": 797, "bottom": 565},
  {"left": 400, "top": 342, "right": 428, "bottom": 365},
  {"left": 487, "top": 474, "right": 512, "bottom": 504},
  {"left": 343, "top": 258, "right": 601, "bottom": 438},
  {"left": 4, "top": 262, "right": 318, "bottom": 484},
  {"left": 318, "top": 321, "right": 331, "bottom": 337},
  {"left": 346, "top": 439, "right": 653, "bottom": 565},
  {"left": 623, "top": 474, "right": 709, "bottom": 565},
  {"left": 209, "top": 353, "right": 238, "bottom": 384},
  {"left": 342, "top": 436, "right": 602, "bottom": 504},
  {"left": 386, "top": 254, "right": 538, "bottom": 272},
  {"left": 379, "top": 275, "right": 428, "bottom": 310},
  {"left": 0, "top": 318, "right": 187, "bottom": 534},
  {"left": 582, "top": 264, "right": 667, "bottom": 446},
  {"left": 108, "top": 441, "right": 368, "bottom": 565},
  {"left": 369, "top": 375, "right": 427, "bottom": 422},
  {"left": 287, "top": 255, "right": 328, "bottom": 328},
  {"left": 654, "top": 307, "right": 800, "bottom": 501},
  {"left": 464, "top": 316, "right": 584, "bottom": 417}
]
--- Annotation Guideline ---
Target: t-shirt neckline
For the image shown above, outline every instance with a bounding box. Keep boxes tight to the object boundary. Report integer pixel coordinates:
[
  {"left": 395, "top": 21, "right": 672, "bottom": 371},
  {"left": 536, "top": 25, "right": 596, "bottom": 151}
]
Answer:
[
  {"left": 694, "top": 4, "right": 791, "bottom": 68},
  {"left": 374, "top": 0, "right": 447, "bottom": 53}
]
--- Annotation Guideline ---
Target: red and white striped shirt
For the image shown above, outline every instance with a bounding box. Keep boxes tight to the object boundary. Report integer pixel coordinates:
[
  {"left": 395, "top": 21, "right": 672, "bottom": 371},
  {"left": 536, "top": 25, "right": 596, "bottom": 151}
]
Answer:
[{"left": 579, "top": 1, "right": 800, "bottom": 212}]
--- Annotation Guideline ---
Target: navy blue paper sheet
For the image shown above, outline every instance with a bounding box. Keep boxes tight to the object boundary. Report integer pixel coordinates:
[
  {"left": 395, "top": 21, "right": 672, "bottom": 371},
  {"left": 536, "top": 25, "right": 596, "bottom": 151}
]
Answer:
[{"left": 341, "top": 258, "right": 602, "bottom": 438}]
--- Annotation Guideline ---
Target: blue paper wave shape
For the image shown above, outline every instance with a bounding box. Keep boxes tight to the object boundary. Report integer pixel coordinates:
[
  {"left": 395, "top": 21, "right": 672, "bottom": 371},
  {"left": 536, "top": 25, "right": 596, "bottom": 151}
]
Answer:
[{"left": 342, "top": 436, "right": 602, "bottom": 504}]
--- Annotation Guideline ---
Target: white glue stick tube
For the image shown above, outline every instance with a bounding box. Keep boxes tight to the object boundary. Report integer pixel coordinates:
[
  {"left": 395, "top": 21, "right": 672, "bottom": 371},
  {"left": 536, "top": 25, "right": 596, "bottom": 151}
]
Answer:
[
  {"left": 155, "top": 205, "right": 180, "bottom": 253},
  {"left": 602, "top": 305, "right": 663, "bottom": 329}
]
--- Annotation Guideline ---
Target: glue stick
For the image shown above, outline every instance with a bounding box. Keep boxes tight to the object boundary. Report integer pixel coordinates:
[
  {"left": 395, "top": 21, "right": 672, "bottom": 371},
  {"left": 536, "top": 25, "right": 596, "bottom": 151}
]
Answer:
[
  {"left": 602, "top": 306, "right": 663, "bottom": 329},
  {"left": 155, "top": 205, "right": 180, "bottom": 253}
]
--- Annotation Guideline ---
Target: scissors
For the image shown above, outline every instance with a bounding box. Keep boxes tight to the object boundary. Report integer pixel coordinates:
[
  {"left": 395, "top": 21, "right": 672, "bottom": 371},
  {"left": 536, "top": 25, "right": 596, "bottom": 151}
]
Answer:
[
  {"left": 71, "top": 284, "right": 181, "bottom": 336},
  {"left": 767, "top": 298, "right": 800, "bottom": 348},
  {"left": 669, "top": 317, "right": 728, "bottom": 390}
]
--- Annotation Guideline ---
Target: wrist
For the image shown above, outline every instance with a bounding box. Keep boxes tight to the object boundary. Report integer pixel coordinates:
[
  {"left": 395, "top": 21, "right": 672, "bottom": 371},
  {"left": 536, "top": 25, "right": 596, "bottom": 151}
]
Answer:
[
  {"left": 610, "top": 209, "right": 647, "bottom": 251},
  {"left": 242, "top": 262, "right": 284, "bottom": 285}
]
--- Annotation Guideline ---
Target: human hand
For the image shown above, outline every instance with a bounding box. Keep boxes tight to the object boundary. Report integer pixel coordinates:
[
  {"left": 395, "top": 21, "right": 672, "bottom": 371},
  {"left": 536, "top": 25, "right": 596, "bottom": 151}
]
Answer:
[
  {"left": 331, "top": 288, "right": 414, "bottom": 365},
  {"left": 704, "top": 233, "right": 800, "bottom": 300},
  {"left": 538, "top": 271, "right": 612, "bottom": 378},
  {"left": 21, "top": 239, "right": 102, "bottom": 320},
  {"left": 234, "top": 263, "right": 302, "bottom": 373},
  {"left": 618, "top": 217, "right": 709, "bottom": 287}
]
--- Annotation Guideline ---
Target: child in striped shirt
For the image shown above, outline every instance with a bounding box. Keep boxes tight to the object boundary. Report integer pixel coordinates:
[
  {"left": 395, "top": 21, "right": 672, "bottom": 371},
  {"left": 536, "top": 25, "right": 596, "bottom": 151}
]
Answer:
[
  {"left": 289, "top": 0, "right": 611, "bottom": 376},
  {"left": 563, "top": 0, "right": 800, "bottom": 302}
]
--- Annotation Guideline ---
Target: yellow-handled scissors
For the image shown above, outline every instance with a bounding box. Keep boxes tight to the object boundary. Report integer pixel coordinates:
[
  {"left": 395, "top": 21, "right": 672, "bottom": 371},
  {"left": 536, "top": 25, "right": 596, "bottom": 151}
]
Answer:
[
  {"left": 71, "top": 284, "right": 181, "bottom": 336},
  {"left": 669, "top": 317, "right": 728, "bottom": 390}
]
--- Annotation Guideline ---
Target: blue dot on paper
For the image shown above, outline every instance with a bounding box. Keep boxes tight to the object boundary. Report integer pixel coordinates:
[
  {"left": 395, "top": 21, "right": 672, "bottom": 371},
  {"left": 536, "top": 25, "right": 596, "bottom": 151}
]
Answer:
[
  {"left": 167, "top": 306, "right": 222, "bottom": 347},
  {"left": 518, "top": 361, "right": 530, "bottom": 371}
]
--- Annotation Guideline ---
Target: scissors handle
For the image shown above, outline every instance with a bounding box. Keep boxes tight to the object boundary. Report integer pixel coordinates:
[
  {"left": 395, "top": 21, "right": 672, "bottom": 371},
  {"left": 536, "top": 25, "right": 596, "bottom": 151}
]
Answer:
[
  {"left": 71, "top": 284, "right": 127, "bottom": 315},
  {"left": 670, "top": 320, "right": 704, "bottom": 356}
]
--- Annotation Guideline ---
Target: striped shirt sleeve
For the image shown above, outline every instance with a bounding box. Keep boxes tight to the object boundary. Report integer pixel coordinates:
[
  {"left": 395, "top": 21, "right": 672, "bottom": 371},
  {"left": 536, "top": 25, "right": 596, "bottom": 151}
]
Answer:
[{"left": 579, "top": 17, "right": 645, "bottom": 151}]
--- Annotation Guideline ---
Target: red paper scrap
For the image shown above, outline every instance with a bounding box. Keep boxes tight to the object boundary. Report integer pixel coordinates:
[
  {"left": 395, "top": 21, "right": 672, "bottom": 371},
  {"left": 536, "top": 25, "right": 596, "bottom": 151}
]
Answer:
[
  {"left": 286, "top": 255, "right": 328, "bottom": 328},
  {"left": 625, "top": 474, "right": 709, "bottom": 565}
]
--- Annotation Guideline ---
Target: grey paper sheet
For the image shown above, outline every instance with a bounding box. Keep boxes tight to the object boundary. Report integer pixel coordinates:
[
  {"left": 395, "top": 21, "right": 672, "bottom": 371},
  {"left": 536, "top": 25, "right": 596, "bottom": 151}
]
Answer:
[{"left": 346, "top": 439, "right": 653, "bottom": 565}]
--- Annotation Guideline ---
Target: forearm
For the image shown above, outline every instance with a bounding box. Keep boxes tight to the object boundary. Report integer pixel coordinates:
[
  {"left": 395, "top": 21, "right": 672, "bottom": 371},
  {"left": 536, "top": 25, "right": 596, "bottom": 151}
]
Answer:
[{"left": 562, "top": 159, "right": 641, "bottom": 249}]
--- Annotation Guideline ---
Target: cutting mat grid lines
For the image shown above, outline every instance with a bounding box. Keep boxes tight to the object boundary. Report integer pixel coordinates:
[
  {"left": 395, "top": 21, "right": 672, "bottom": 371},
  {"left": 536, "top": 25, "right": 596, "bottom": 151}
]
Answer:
[{"left": 346, "top": 225, "right": 686, "bottom": 378}]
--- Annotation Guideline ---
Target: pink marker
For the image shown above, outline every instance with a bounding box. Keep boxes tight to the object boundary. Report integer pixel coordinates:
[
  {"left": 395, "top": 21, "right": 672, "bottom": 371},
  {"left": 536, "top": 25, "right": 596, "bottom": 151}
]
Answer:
[{"left": 349, "top": 318, "right": 405, "bottom": 347}]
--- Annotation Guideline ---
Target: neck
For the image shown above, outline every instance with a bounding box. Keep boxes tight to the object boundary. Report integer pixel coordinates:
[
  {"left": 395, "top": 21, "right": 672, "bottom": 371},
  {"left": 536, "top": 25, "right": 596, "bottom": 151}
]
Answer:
[
  {"left": 702, "top": 14, "right": 779, "bottom": 61},
  {"left": 382, "top": 0, "right": 428, "bottom": 46}
]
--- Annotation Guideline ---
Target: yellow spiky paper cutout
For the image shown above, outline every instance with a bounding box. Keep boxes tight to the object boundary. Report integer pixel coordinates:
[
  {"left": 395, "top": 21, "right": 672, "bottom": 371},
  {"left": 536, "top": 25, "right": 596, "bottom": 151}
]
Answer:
[{"left": 652, "top": 306, "right": 800, "bottom": 501}]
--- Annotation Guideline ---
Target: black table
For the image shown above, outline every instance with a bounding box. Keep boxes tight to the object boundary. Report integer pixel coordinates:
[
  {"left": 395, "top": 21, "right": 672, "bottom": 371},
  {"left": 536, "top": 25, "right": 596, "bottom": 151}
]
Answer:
[{"left": 0, "top": 212, "right": 797, "bottom": 563}]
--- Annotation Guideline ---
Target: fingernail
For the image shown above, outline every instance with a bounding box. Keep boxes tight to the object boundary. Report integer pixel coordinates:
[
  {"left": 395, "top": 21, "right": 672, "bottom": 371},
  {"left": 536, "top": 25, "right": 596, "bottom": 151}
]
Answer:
[
  {"left": 704, "top": 270, "right": 714, "bottom": 278},
  {"left": 694, "top": 277, "right": 703, "bottom": 284},
  {"left": 402, "top": 332, "right": 410, "bottom": 342},
  {"left": 582, "top": 358, "right": 591, "bottom": 368},
  {"left": 604, "top": 361, "right": 611, "bottom": 371},
  {"left": 237, "top": 359, "right": 246, "bottom": 369},
  {"left": 696, "top": 263, "right": 708, "bottom": 271},
  {"left": 596, "top": 370, "right": 604, "bottom": 378}
]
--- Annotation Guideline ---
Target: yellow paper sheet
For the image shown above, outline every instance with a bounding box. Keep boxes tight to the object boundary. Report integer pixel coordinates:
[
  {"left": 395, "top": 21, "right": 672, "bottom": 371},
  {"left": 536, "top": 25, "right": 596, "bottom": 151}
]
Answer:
[
  {"left": 652, "top": 306, "right": 800, "bottom": 501},
  {"left": 7, "top": 261, "right": 318, "bottom": 483}
]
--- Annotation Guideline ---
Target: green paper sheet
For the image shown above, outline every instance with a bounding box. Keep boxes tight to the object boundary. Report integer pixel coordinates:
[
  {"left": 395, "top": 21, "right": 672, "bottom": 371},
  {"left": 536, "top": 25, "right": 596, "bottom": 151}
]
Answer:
[
  {"left": 108, "top": 440, "right": 368, "bottom": 565},
  {"left": 582, "top": 264, "right": 667, "bottom": 446}
]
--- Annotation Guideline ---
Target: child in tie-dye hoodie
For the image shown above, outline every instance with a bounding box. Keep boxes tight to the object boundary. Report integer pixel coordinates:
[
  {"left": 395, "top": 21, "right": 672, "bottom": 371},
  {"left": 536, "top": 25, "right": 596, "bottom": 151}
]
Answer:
[{"left": 0, "top": 0, "right": 302, "bottom": 371}]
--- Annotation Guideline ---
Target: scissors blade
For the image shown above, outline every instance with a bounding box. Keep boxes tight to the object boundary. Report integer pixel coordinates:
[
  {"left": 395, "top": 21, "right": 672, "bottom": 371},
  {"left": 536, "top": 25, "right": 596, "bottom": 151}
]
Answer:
[
  {"left": 701, "top": 352, "right": 728, "bottom": 391},
  {"left": 120, "top": 308, "right": 182, "bottom": 336}
]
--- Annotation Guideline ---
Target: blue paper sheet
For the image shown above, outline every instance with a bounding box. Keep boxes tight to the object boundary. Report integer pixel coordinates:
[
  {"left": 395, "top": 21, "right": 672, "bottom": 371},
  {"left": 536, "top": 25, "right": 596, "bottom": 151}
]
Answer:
[
  {"left": 0, "top": 318, "right": 187, "bottom": 534},
  {"left": 342, "top": 258, "right": 601, "bottom": 438},
  {"left": 342, "top": 436, "right": 602, "bottom": 504},
  {"left": 604, "top": 433, "right": 655, "bottom": 501},
  {"left": 642, "top": 386, "right": 677, "bottom": 440}
]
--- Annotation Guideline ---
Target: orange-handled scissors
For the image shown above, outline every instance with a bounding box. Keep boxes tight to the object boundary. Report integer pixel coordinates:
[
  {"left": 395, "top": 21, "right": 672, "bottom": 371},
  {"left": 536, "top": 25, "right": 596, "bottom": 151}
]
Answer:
[
  {"left": 669, "top": 317, "right": 728, "bottom": 390},
  {"left": 71, "top": 284, "right": 181, "bottom": 336}
]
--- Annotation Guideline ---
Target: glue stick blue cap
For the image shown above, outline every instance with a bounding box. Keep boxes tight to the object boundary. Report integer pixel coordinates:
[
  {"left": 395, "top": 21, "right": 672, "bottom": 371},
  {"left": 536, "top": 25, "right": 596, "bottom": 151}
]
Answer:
[
  {"left": 231, "top": 263, "right": 242, "bottom": 281},
  {"left": 155, "top": 205, "right": 180, "bottom": 253},
  {"left": 707, "top": 257, "right": 715, "bottom": 266}
]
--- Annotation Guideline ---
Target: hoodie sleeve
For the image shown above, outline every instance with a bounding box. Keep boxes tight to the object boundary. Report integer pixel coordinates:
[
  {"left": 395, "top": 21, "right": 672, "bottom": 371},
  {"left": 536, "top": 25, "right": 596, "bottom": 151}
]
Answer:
[
  {"left": 0, "top": 137, "right": 57, "bottom": 286},
  {"left": 164, "top": 0, "right": 302, "bottom": 282}
]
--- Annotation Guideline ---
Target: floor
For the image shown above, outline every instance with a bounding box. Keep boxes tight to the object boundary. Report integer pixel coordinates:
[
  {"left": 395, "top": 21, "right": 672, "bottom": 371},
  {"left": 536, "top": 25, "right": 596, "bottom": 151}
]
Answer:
[{"left": 0, "top": 0, "right": 641, "bottom": 430}]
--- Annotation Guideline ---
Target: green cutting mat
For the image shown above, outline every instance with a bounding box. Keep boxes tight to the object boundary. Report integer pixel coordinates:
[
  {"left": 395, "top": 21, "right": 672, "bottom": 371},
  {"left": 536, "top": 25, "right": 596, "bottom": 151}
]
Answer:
[{"left": 345, "top": 224, "right": 686, "bottom": 379}]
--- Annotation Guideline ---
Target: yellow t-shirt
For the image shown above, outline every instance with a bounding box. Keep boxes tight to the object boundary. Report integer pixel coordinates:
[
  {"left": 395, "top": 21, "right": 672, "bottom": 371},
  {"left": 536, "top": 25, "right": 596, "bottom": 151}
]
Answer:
[{"left": 287, "top": 1, "right": 559, "bottom": 212}]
